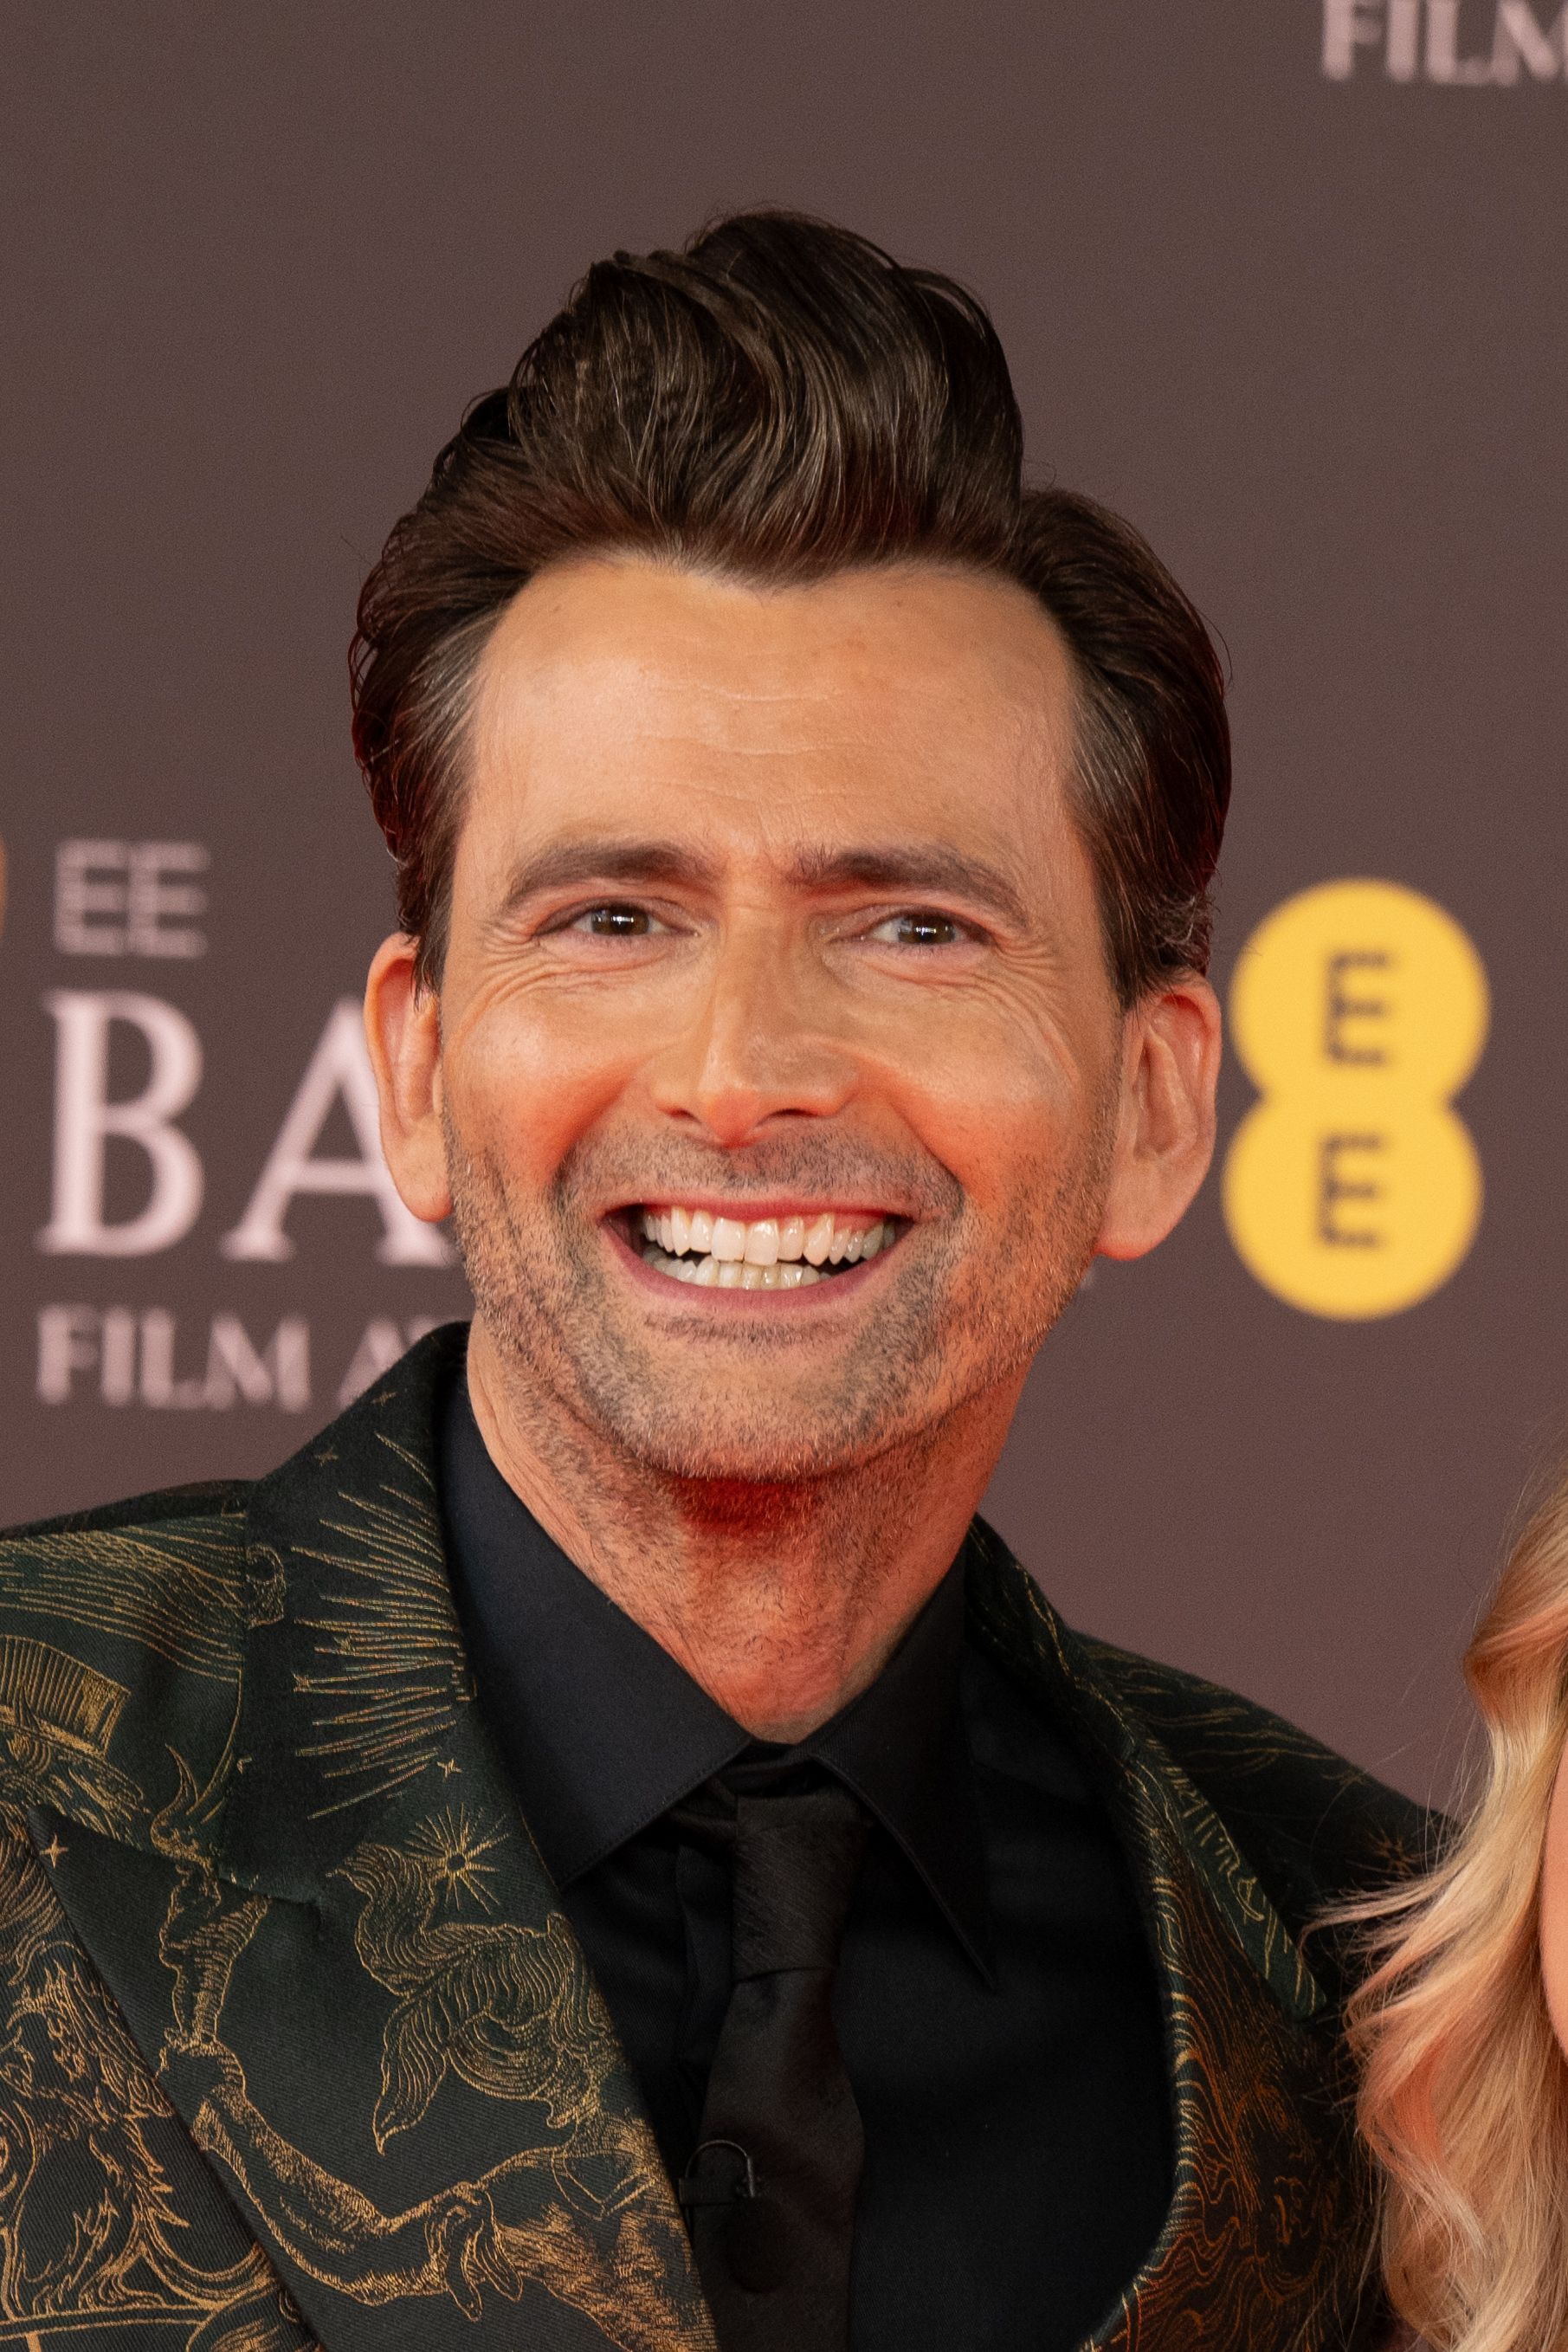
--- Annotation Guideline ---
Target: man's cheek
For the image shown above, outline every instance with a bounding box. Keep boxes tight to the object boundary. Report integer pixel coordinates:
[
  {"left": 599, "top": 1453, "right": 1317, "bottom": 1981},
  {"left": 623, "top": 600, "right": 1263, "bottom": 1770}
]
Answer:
[
  {"left": 921, "top": 1085, "right": 1067, "bottom": 1214},
  {"left": 920, "top": 1022, "right": 1073, "bottom": 1121},
  {"left": 458, "top": 1032, "right": 624, "bottom": 1165}
]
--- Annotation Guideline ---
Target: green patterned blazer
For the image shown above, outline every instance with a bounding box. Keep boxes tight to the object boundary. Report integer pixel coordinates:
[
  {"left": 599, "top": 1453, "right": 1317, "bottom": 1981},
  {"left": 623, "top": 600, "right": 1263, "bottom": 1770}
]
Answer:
[{"left": 0, "top": 1326, "right": 1424, "bottom": 2352}]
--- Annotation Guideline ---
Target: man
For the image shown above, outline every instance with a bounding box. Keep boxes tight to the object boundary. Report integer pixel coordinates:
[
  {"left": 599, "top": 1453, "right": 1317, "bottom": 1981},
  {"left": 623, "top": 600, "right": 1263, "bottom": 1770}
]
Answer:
[{"left": 0, "top": 214, "right": 1422, "bottom": 2352}]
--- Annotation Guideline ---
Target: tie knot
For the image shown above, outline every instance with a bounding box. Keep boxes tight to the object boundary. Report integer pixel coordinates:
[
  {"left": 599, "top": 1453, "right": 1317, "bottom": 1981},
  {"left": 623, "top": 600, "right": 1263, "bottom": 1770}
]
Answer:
[{"left": 727, "top": 1774, "right": 870, "bottom": 1980}]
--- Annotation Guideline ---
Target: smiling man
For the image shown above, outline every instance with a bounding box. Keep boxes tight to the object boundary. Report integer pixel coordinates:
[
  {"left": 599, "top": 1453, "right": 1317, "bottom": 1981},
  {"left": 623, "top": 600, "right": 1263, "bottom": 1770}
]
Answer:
[
  {"left": 373, "top": 553, "right": 1158, "bottom": 1748},
  {"left": 0, "top": 216, "right": 1423, "bottom": 2352}
]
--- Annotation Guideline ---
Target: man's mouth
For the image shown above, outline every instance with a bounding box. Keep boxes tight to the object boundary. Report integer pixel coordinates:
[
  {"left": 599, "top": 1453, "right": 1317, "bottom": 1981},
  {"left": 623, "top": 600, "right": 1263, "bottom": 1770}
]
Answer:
[{"left": 624, "top": 1205, "right": 901, "bottom": 1290}]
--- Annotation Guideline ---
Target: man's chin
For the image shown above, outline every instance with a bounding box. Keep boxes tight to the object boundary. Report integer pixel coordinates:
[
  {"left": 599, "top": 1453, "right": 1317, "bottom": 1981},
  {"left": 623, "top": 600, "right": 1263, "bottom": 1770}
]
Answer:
[
  {"left": 581, "top": 1396, "right": 906, "bottom": 1489},
  {"left": 465, "top": 1251, "right": 969, "bottom": 1485}
]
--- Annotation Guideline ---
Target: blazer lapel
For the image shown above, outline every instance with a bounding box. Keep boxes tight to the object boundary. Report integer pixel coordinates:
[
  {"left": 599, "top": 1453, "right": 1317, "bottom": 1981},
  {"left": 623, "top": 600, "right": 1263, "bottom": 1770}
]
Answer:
[
  {"left": 965, "top": 1523, "right": 1382, "bottom": 2352},
  {"left": 47, "top": 1330, "right": 714, "bottom": 2352}
]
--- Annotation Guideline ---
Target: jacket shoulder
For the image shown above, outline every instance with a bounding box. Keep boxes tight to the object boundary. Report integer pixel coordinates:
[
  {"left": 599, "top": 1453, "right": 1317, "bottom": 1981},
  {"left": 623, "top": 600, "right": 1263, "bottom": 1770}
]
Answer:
[
  {"left": 6, "top": 1476, "right": 252, "bottom": 1543},
  {"left": 0, "top": 1480, "right": 278, "bottom": 1829},
  {"left": 0, "top": 1478, "right": 273, "bottom": 1666},
  {"left": 1079, "top": 1633, "right": 1436, "bottom": 1927}
]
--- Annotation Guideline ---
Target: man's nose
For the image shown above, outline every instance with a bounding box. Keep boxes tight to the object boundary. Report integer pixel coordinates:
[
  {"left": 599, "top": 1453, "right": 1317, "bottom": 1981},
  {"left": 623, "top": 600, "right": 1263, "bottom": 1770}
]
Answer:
[{"left": 648, "top": 930, "right": 857, "bottom": 1148}]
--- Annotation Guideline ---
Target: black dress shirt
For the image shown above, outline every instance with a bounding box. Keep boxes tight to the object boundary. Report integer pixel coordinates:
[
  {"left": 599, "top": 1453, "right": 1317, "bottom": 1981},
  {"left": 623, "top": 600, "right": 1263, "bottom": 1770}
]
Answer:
[{"left": 438, "top": 1374, "right": 1171, "bottom": 2351}]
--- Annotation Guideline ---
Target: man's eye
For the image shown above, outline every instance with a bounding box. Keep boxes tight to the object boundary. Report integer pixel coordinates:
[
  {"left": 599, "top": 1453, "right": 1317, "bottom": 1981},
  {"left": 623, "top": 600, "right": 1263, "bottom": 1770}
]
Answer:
[
  {"left": 868, "top": 911, "right": 965, "bottom": 948},
  {"left": 571, "top": 904, "right": 662, "bottom": 938}
]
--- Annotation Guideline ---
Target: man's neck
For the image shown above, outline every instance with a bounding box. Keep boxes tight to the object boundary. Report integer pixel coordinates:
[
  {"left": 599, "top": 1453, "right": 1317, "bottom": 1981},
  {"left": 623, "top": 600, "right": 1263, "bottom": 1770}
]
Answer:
[{"left": 463, "top": 1322, "right": 1020, "bottom": 1741}]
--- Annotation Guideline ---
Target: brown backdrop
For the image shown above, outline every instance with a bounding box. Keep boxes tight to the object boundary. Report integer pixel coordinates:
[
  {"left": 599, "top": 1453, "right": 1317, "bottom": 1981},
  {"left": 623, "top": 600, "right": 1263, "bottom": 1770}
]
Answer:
[{"left": 3, "top": 1, "right": 1565, "bottom": 1806}]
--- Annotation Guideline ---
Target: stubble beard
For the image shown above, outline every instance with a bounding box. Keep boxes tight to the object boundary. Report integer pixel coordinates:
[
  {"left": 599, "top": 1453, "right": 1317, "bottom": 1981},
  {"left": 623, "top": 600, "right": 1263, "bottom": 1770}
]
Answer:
[{"left": 445, "top": 1102, "right": 1118, "bottom": 1494}]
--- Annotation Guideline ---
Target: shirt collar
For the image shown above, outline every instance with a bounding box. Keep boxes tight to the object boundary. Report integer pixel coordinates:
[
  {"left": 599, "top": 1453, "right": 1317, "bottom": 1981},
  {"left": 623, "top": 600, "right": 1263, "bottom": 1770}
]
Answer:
[
  {"left": 437, "top": 1372, "right": 992, "bottom": 1981},
  {"left": 803, "top": 1566, "right": 990, "bottom": 1979}
]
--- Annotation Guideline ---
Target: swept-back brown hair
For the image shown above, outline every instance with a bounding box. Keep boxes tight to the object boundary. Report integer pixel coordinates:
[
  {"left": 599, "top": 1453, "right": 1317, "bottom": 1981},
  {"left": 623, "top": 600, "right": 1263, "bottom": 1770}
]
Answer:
[{"left": 352, "top": 210, "right": 1229, "bottom": 1000}]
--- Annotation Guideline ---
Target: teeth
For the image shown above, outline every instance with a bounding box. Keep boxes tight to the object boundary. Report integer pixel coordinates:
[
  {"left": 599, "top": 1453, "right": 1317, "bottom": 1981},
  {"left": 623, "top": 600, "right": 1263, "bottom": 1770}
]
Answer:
[
  {"left": 634, "top": 1205, "right": 896, "bottom": 1289},
  {"left": 641, "top": 1246, "right": 829, "bottom": 1289}
]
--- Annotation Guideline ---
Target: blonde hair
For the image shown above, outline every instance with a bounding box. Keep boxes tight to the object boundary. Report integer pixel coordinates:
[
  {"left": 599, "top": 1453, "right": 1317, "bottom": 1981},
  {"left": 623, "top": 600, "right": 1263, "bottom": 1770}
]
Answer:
[{"left": 1345, "top": 1461, "right": 1568, "bottom": 2352}]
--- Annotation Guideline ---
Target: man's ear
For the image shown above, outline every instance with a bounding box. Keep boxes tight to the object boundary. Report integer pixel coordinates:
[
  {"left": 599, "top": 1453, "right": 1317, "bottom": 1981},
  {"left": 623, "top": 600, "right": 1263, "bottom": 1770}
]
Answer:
[
  {"left": 364, "top": 934, "right": 452, "bottom": 1225},
  {"left": 1094, "top": 974, "right": 1222, "bottom": 1262}
]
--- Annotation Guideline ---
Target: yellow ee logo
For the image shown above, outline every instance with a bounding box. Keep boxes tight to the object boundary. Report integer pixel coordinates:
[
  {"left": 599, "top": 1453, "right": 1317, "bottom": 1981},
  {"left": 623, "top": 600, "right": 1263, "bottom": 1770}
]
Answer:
[{"left": 1223, "top": 880, "right": 1488, "bottom": 1320}]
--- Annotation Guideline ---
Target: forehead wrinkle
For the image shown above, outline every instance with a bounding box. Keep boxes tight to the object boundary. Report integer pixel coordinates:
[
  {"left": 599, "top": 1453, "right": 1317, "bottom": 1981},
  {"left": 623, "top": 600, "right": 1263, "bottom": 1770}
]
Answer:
[
  {"left": 468, "top": 562, "right": 1079, "bottom": 888},
  {"left": 485, "top": 675, "right": 888, "bottom": 777},
  {"left": 485, "top": 614, "right": 1045, "bottom": 752}
]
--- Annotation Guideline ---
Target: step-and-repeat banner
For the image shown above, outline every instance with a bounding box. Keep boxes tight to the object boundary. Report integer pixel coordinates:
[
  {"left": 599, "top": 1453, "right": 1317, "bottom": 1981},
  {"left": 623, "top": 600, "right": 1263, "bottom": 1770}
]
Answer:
[{"left": 3, "top": 2, "right": 1563, "bottom": 1801}]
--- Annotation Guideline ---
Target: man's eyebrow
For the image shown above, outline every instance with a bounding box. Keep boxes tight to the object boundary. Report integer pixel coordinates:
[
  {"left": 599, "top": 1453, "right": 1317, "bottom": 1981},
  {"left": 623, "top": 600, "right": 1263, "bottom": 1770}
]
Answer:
[
  {"left": 493, "top": 838, "right": 1032, "bottom": 931},
  {"left": 787, "top": 846, "right": 1032, "bottom": 931},
  {"left": 495, "top": 841, "right": 723, "bottom": 914}
]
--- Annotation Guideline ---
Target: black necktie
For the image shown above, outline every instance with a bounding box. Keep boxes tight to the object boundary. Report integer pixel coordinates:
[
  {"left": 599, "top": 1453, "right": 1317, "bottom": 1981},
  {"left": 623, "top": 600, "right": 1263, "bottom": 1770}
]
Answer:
[{"left": 675, "top": 1762, "right": 872, "bottom": 2352}]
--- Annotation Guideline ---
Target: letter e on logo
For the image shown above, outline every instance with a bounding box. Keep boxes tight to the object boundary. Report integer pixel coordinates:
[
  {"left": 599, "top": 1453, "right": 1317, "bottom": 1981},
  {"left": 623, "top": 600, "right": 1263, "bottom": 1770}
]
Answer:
[{"left": 1223, "top": 880, "right": 1487, "bottom": 1318}]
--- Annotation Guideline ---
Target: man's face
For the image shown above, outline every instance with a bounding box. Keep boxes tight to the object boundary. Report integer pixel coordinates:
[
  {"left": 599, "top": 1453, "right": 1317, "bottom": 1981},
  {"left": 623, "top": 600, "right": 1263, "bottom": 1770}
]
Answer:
[{"left": 428, "top": 556, "right": 1132, "bottom": 1482}]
